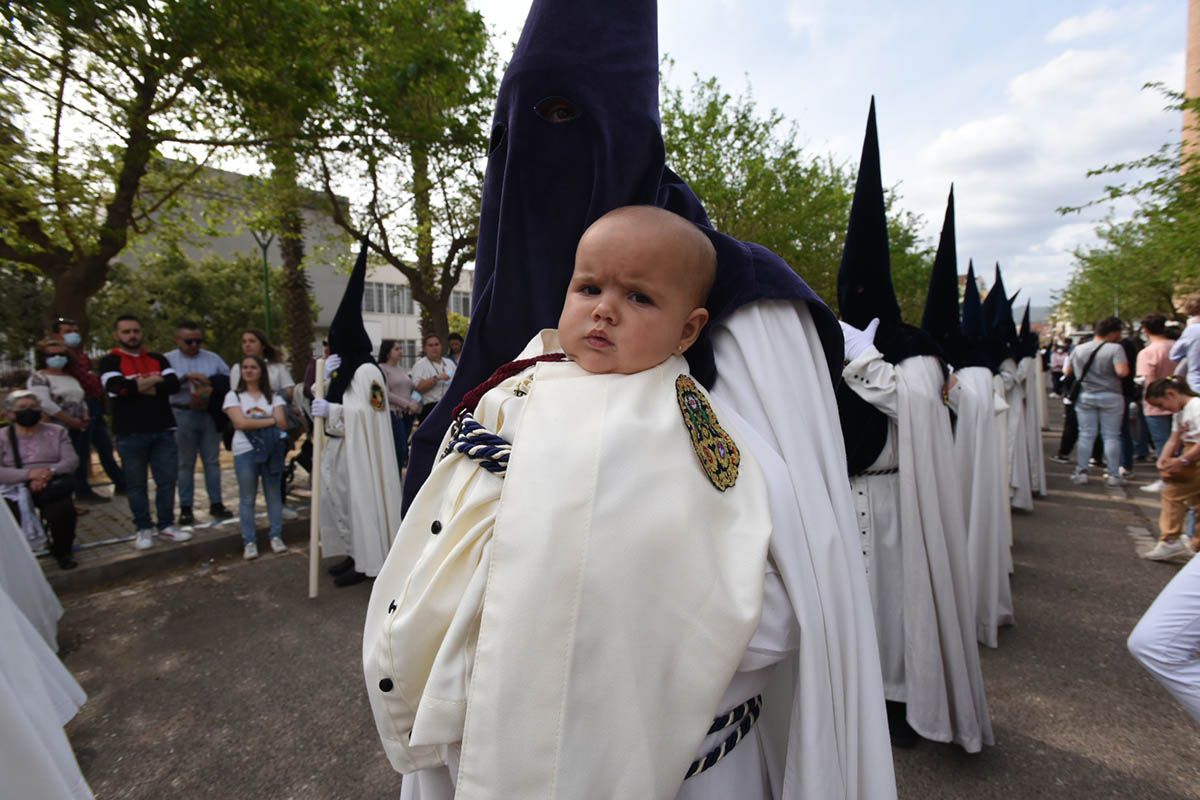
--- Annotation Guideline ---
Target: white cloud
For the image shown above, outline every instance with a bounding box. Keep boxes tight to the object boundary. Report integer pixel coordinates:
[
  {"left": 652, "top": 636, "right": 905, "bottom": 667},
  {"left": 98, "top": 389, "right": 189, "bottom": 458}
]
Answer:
[
  {"left": 1046, "top": 5, "right": 1152, "bottom": 44},
  {"left": 784, "top": 0, "right": 826, "bottom": 40}
]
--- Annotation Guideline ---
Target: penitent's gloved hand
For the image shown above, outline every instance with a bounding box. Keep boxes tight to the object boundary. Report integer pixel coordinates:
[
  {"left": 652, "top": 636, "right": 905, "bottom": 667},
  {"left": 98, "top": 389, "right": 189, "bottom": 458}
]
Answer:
[
  {"left": 311, "top": 399, "right": 330, "bottom": 419},
  {"left": 839, "top": 318, "right": 880, "bottom": 362},
  {"left": 324, "top": 354, "right": 342, "bottom": 379}
]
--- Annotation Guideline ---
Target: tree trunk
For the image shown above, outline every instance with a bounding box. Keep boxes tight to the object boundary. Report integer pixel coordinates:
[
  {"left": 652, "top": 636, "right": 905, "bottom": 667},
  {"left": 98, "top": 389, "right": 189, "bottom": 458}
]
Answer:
[
  {"left": 47, "top": 259, "right": 112, "bottom": 338},
  {"left": 411, "top": 145, "right": 450, "bottom": 344},
  {"left": 270, "top": 145, "right": 315, "bottom": 383}
]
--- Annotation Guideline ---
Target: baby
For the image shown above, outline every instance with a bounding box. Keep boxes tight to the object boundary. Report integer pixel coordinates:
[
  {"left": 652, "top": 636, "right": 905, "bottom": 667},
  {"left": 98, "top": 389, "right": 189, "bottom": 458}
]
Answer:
[{"left": 363, "top": 205, "right": 772, "bottom": 800}]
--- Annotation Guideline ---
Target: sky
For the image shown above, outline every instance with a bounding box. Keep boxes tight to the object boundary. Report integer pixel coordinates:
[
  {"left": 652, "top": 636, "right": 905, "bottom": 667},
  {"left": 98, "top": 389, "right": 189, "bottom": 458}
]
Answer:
[{"left": 470, "top": 0, "right": 1187, "bottom": 308}]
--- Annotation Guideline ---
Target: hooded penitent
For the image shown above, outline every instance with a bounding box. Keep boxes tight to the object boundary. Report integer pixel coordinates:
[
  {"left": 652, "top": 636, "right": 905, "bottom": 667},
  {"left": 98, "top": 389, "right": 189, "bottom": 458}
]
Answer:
[
  {"left": 921, "top": 186, "right": 984, "bottom": 370},
  {"left": 960, "top": 261, "right": 1000, "bottom": 372},
  {"left": 326, "top": 243, "right": 378, "bottom": 404},
  {"left": 836, "top": 98, "right": 941, "bottom": 475},
  {"left": 982, "top": 264, "right": 1021, "bottom": 365},
  {"left": 1019, "top": 301, "right": 1039, "bottom": 359},
  {"left": 404, "top": 0, "right": 840, "bottom": 507}
]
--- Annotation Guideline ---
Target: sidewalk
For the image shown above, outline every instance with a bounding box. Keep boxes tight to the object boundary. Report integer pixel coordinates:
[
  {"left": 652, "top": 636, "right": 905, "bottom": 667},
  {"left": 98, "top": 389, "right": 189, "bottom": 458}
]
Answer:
[{"left": 42, "top": 449, "right": 315, "bottom": 595}]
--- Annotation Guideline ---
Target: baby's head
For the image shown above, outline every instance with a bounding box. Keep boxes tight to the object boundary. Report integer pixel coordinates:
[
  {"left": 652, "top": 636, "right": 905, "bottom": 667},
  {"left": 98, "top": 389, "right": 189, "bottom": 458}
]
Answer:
[{"left": 558, "top": 206, "right": 716, "bottom": 375}]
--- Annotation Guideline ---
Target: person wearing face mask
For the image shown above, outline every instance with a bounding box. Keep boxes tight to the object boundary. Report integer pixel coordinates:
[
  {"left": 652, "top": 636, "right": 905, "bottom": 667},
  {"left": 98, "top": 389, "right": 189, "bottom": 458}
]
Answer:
[
  {"left": 27, "top": 340, "right": 91, "bottom": 513},
  {"left": 0, "top": 391, "right": 79, "bottom": 569},
  {"left": 50, "top": 317, "right": 126, "bottom": 501}
]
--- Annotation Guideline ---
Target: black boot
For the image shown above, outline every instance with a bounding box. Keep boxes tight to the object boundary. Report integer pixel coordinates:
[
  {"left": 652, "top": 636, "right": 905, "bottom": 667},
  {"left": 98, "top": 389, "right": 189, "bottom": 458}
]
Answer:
[
  {"left": 178, "top": 506, "right": 195, "bottom": 527},
  {"left": 333, "top": 570, "right": 368, "bottom": 588},
  {"left": 327, "top": 556, "right": 355, "bottom": 576},
  {"left": 886, "top": 700, "right": 920, "bottom": 748}
]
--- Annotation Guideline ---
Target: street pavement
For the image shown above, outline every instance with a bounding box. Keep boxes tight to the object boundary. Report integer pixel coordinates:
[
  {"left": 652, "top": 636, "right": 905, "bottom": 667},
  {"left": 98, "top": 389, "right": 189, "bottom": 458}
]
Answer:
[{"left": 53, "top": 423, "right": 1200, "bottom": 799}]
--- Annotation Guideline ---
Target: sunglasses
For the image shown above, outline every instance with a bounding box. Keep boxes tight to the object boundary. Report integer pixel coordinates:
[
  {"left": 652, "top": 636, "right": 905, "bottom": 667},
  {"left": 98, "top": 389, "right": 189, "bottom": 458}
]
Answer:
[{"left": 181, "top": 338, "right": 202, "bottom": 345}]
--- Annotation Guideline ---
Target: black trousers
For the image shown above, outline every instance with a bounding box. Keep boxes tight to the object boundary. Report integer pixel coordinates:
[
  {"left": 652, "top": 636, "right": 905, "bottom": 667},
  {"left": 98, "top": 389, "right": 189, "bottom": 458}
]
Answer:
[{"left": 7, "top": 494, "right": 76, "bottom": 561}]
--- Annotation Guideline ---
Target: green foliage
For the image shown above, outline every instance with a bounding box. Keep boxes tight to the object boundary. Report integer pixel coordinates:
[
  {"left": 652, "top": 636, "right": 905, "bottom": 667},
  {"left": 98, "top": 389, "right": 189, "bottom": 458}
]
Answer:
[
  {"left": 0, "top": 262, "right": 52, "bottom": 360},
  {"left": 89, "top": 248, "right": 313, "bottom": 364},
  {"left": 1058, "top": 86, "right": 1200, "bottom": 323},
  {"left": 661, "top": 71, "right": 932, "bottom": 317},
  {"left": 447, "top": 311, "right": 470, "bottom": 340}
]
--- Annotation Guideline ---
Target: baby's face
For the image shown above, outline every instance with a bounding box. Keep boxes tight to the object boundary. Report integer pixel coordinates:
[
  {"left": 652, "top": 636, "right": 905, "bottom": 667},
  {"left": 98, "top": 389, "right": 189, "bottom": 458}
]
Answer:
[{"left": 558, "top": 230, "right": 707, "bottom": 375}]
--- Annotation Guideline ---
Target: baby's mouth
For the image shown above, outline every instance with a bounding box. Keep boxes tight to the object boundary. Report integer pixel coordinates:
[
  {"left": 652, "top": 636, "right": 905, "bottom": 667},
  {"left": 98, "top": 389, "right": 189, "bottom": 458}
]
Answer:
[{"left": 584, "top": 330, "right": 613, "bottom": 349}]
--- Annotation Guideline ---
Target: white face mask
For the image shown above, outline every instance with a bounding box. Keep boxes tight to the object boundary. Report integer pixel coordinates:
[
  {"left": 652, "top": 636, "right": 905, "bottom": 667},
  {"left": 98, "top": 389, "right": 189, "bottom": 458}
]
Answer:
[
  {"left": 45, "top": 355, "right": 68, "bottom": 369},
  {"left": 62, "top": 332, "right": 82, "bottom": 348}
]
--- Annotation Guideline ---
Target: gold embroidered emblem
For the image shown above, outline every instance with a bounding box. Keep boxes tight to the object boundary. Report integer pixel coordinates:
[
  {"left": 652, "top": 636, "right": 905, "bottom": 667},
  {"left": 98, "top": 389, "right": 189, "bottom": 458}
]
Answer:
[
  {"left": 369, "top": 381, "right": 386, "bottom": 411},
  {"left": 676, "top": 375, "right": 739, "bottom": 491}
]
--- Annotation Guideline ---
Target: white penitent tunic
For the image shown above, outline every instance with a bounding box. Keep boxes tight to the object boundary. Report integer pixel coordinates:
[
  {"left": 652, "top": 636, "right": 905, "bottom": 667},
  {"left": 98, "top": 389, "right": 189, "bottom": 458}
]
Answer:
[
  {"left": 1001, "top": 358, "right": 1033, "bottom": 512},
  {"left": 843, "top": 349, "right": 993, "bottom": 752},
  {"left": 366, "top": 332, "right": 772, "bottom": 800},
  {"left": 946, "top": 367, "right": 1014, "bottom": 648},
  {"left": 320, "top": 363, "right": 403, "bottom": 577},
  {"left": 0, "top": 500, "right": 62, "bottom": 651},
  {"left": 1018, "top": 357, "right": 1047, "bottom": 497},
  {"left": 0, "top": 583, "right": 91, "bottom": 800}
]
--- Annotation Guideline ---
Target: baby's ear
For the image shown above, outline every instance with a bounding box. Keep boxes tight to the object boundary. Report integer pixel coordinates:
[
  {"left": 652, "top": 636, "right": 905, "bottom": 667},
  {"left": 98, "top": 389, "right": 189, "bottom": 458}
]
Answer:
[{"left": 679, "top": 308, "right": 710, "bottom": 352}]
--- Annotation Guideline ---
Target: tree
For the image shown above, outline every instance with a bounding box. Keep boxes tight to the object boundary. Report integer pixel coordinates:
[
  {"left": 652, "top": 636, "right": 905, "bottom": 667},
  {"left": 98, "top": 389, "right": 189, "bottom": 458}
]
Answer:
[
  {"left": 1058, "top": 86, "right": 1200, "bottom": 323},
  {"left": 661, "top": 72, "right": 933, "bottom": 316},
  {"left": 0, "top": 1, "right": 249, "bottom": 334},
  {"left": 312, "top": 0, "right": 496, "bottom": 346},
  {"left": 0, "top": 262, "right": 51, "bottom": 360}
]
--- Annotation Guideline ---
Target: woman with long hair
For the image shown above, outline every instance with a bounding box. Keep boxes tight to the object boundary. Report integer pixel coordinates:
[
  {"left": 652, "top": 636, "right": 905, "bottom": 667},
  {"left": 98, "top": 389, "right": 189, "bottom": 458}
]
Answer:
[
  {"left": 229, "top": 329, "right": 296, "bottom": 401},
  {"left": 376, "top": 339, "right": 420, "bottom": 474},
  {"left": 223, "top": 355, "right": 288, "bottom": 560}
]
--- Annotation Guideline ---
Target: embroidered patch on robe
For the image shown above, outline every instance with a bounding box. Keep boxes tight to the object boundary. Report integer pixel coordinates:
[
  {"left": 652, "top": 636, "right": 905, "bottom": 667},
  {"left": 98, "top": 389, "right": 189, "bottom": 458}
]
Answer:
[
  {"left": 370, "top": 381, "right": 386, "bottom": 411},
  {"left": 676, "top": 374, "right": 740, "bottom": 491}
]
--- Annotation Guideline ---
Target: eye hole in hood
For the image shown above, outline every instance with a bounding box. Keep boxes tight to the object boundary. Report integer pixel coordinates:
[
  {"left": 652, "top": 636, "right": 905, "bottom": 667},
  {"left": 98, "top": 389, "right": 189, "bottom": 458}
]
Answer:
[{"left": 534, "top": 96, "right": 579, "bottom": 123}]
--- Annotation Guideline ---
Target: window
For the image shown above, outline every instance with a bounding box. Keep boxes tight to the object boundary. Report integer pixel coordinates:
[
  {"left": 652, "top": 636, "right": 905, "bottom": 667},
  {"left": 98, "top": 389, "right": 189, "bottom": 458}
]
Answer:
[
  {"left": 362, "top": 281, "right": 386, "bottom": 313},
  {"left": 449, "top": 290, "right": 471, "bottom": 317},
  {"left": 387, "top": 284, "right": 414, "bottom": 315},
  {"left": 402, "top": 340, "right": 420, "bottom": 368}
]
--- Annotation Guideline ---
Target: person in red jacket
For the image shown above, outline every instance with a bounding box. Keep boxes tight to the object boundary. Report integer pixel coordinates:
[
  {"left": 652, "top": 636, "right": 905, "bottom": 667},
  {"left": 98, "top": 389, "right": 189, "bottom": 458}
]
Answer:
[{"left": 96, "top": 315, "right": 192, "bottom": 550}]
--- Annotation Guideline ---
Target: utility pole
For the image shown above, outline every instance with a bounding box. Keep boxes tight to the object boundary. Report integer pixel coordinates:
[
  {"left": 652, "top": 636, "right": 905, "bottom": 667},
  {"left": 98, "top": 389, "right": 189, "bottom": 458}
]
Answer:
[{"left": 250, "top": 230, "right": 276, "bottom": 339}]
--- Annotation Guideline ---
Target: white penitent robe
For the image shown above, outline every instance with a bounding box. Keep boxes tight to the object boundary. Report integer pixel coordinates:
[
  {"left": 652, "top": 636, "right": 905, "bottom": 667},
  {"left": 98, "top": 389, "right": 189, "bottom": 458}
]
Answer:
[
  {"left": 1036, "top": 360, "right": 1050, "bottom": 431},
  {"left": 320, "top": 363, "right": 403, "bottom": 577},
  {"left": 992, "top": 374, "right": 1015, "bottom": 575},
  {"left": 946, "top": 367, "right": 1014, "bottom": 648},
  {"left": 366, "top": 332, "right": 772, "bottom": 800},
  {"left": 843, "top": 349, "right": 993, "bottom": 753},
  {"left": 0, "top": 583, "right": 91, "bottom": 800},
  {"left": 1019, "top": 357, "right": 1047, "bottom": 497},
  {"left": 1001, "top": 358, "right": 1033, "bottom": 512},
  {"left": 0, "top": 500, "right": 62, "bottom": 651}
]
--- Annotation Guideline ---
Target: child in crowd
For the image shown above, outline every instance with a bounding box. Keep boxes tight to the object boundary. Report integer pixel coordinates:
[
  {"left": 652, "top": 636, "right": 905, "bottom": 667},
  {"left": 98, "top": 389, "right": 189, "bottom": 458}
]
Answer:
[
  {"left": 1141, "top": 377, "right": 1200, "bottom": 560},
  {"left": 364, "top": 206, "right": 780, "bottom": 799}
]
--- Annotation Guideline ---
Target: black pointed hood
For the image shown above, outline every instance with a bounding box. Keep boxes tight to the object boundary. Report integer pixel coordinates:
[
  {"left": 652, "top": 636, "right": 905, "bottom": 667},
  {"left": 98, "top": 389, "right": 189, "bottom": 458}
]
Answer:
[
  {"left": 1019, "top": 300, "right": 1039, "bottom": 359},
  {"left": 920, "top": 185, "right": 975, "bottom": 367},
  {"left": 982, "top": 264, "right": 1019, "bottom": 365},
  {"left": 326, "top": 243, "right": 376, "bottom": 404}
]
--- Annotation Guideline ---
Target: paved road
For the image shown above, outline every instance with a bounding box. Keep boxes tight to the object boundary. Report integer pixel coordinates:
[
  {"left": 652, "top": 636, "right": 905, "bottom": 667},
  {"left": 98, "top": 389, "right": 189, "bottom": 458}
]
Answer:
[{"left": 56, "top": 431, "right": 1200, "bottom": 799}]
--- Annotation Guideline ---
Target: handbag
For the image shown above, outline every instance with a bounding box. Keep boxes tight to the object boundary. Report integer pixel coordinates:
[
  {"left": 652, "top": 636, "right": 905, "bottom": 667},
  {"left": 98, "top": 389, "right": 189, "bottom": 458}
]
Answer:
[
  {"left": 1063, "top": 343, "right": 1105, "bottom": 406},
  {"left": 9, "top": 425, "right": 75, "bottom": 504}
]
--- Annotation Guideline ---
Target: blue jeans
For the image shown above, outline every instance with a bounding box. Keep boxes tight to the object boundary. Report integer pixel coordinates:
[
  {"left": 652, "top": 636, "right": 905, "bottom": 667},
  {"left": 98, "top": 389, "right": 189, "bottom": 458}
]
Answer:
[
  {"left": 173, "top": 409, "right": 223, "bottom": 508},
  {"left": 75, "top": 397, "right": 125, "bottom": 494},
  {"left": 1146, "top": 414, "right": 1174, "bottom": 457},
  {"left": 233, "top": 451, "right": 282, "bottom": 545},
  {"left": 116, "top": 431, "right": 178, "bottom": 530},
  {"left": 1076, "top": 392, "right": 1124, "bottom": 477},
  {"left": 389, "top": 412, "right": 409, "bottom": 474}
]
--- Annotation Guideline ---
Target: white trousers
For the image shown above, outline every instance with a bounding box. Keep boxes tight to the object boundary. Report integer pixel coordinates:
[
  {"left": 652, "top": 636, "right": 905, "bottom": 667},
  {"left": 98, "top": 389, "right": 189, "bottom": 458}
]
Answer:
[{"left": 1128, "top": 554, "right": 1200, "bottom": 724}]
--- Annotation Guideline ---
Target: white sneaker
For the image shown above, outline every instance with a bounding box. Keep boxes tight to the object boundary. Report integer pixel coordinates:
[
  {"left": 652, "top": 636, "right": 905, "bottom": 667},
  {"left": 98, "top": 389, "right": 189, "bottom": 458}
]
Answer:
[
  {"left": 1105, "top": 475, "right": 1128, "bottom": 487},
  {"left": 1140, "top": 480, "right": 1165, "bottom": 493},
  {"left": 1144, "top": 539, "right": 1189, "bottom": 561},
  {"left": 157, "top": 524, "right": 194, "bottom": 543},
  {"left": 280, "top": 505, "right": 299, "bottom": 521},
  {"left": 243, "top": 542, "right": 259, "bottom": 560},
  {"left": 269, "top": 537, "right": 288, "bottom": 554},
  {"left": 133, "top": 528, "right": 155, "bottom": 550},
  {"left": 1070, "top": 471, "right": 1089, "bottom": 485}
]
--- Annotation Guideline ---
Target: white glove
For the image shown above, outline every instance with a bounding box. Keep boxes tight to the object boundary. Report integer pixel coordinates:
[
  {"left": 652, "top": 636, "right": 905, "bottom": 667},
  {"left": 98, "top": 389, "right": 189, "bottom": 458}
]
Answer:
[
  {"left": 311, "top": 398, "right": 330, "bottom": 418},
  {"left": 839, "top": 318, "right": 880, "bottom": 362},
  {"left": 324, "top": 354, "right": 342, "bottom": 379}
]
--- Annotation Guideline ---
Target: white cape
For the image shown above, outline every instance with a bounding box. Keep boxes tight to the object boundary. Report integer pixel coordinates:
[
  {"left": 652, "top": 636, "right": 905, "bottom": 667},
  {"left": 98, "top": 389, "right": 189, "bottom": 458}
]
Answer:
[
  {"left": 365, "top": 332, "right": 771, "bottom": 800},
  {"left": 1001, "top": 358, "right": 1033, "bottom": 512},
  {"left": 0, "top": 583, "right": 91, "bottom": 799},
  {"left": 843, "top": 350, "right": 993, "bottom": 752},
  {"left": 0, "top": 500, "right": 62, "bottom": 651},
  {"left": 948, "top": 367, "right": 1014, "bottom": 648},
  {"left": 320, "top": 363, "right": 403, "bottom": 577},
  {"left": 1018, "top": 357, "right": 1046, "bottom": 498}
]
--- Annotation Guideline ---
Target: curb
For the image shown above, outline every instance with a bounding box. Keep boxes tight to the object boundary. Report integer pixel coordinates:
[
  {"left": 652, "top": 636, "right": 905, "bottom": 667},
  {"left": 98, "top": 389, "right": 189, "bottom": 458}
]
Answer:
[{"left": 46, "top": 517, "right": 313, "bottom": 597}]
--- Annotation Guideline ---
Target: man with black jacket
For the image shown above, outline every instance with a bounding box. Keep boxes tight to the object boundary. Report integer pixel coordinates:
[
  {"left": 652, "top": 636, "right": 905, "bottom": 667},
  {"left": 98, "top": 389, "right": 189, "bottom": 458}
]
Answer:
[{"left": 97, "top": 315, "right": 192, "bottom": 550}]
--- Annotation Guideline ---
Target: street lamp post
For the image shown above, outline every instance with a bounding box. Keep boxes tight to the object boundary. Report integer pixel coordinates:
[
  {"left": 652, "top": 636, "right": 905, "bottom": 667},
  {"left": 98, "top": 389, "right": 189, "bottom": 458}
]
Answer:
[{"left": 250, "top": 230, "right": 276, "bottom": 339}]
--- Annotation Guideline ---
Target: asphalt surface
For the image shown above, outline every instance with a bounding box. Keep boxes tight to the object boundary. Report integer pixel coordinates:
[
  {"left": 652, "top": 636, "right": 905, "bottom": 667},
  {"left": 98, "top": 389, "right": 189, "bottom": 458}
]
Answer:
[{"left": 55, "top": 430, "right": 1200, "bottom": 799}]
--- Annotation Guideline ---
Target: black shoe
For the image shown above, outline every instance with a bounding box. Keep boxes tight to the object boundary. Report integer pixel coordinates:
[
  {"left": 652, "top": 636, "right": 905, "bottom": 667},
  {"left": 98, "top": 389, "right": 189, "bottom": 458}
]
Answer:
[
  {"left": 327, "top": 556, "right": 355, "bottom": 577},
  {"left": 333, "top": 570, "right": 368, "bottom": 588},
  {"left": 113, "top": 485, "right": 127, "bottom": 496},
  {"left": 209, "top": 503, "right": 234, "bottom": 520},
  {"left": 1050, "top": 454, "right": 1071, "bottom": 464},
  {"left": 885, "top": 701, "right": 920, "bottom": 748},
  {"left": 55, "top": 555, "right": 78, "bottom": 570},
  {"left": 178, "top": 507, "right": 195, "bottom": 527},
  {"left": 76, "top": 492, "right": 111, "bottom": 504}
]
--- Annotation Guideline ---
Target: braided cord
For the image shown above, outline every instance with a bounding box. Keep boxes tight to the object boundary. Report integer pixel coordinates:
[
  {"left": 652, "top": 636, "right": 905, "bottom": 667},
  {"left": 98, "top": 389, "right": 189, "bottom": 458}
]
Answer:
[
  {"left": 446, "top": 412, "right": 512, "bottom": 476},
  {"left": 684, "top": 694, "right": 763, "bottom": 780}
]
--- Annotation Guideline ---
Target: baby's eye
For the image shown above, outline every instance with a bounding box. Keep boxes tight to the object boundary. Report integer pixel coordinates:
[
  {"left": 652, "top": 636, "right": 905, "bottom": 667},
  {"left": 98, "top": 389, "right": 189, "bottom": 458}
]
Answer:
[
  {"left": 629, "top": 292, "right": 654, "bottom": 305},
  {"left": 579, "top": 285, "right": 600, "bottom": 296}
]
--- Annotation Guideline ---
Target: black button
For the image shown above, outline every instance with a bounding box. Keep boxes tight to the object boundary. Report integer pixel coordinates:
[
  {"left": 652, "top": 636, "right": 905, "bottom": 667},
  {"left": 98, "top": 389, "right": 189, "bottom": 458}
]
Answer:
[
  {"left": 431, "top": 520, "right": 442, "bottom": 534},
  {"left": 379, "top": 678, "right": 394, "bottom": 692},
  {"left": 388, "top": 599, "right": 397, "bottom": 614}
]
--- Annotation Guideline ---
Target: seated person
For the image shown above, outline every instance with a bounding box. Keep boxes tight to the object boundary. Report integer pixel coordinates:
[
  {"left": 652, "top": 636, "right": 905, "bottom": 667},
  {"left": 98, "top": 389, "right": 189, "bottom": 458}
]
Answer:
[
  {"left": 364, "top": 206, "right": 780, "bottom": 798},
  {"left": 0, "top": 391, "right": 79, "bottom": 569}
]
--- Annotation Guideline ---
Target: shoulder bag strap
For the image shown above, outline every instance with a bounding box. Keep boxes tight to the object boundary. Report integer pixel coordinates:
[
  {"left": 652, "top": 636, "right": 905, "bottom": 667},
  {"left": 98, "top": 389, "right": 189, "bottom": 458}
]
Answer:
[{"left": 8, "top": 424, "right": 21, "bottom": 470}]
